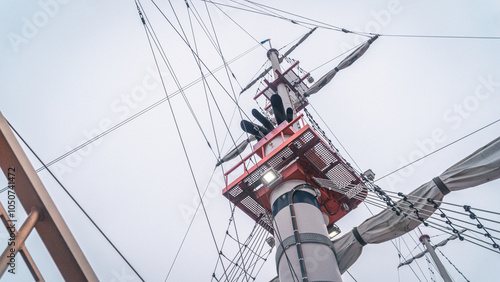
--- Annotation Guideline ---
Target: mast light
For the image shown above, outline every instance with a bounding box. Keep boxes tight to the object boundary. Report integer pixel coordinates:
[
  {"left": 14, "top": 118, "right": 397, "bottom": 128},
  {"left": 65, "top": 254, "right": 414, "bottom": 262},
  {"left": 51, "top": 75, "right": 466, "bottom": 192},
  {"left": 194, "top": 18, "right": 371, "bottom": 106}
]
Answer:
[
  {"left": 261, "top": 167, "right": 281, "bottom": 187},
  {"left": 328, "top": 224, "right": 341, "bottom": 239}
]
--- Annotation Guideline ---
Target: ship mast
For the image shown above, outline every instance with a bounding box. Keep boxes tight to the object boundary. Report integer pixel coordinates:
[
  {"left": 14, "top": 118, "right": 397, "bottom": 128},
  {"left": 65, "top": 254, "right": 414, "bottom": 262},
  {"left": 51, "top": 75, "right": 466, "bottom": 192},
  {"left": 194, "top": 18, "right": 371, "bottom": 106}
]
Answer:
[
  {"left": 419, "top": 234, "right": 453, "bottom": 282},
  {"left": 223, "top": 44, "right": 372, "bottom": 280},
  {"left": 265, "top": 49, "right": 342, "bottom": 281}
]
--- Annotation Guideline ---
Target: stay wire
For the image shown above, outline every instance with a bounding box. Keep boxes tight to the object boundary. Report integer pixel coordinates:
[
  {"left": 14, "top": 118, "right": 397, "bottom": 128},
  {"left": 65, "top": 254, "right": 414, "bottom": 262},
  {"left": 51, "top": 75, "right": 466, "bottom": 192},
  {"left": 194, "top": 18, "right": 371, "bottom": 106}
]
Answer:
[
  {"left": 376, "top": 118, "right": 500, "bottom": 182},
  {"left": 206, "top": 0, "right": 350, "bottom": 35},
  {"left": 147, "top": 0, "right": 265, "bottom": 158},
  {"left": 309, "top": 42, "right": 364, "bottom": 73},
  {"left": 204, "top": 0, "right": 268, "bottom": 49},
  {"left": 199, "top": 0, "right": 265, "bottom": 168},
  {"left": 211, "top": 0, "right": 500, "bottom": 41},
  {"left": 308, "top": 102, "right": 363, "bottom": 172},
  {"left": 384, "top": 190, "right": 500, "bottom": 218},
  {"left": 346, "top": 270, "right": 358, "bottom": 282},
  {"left": 138, "top": 1, "right": 218, "bottom": 161},
  {"left": 400, "top": 235, "right": 429, "bottom": 282},
  {"left": 186, "top": 6, "right": 222, "bottom": 157},
  {"left": 383, "top": 191, "right": 500, "bottom": 225},
  {"left": 186, "top": 14, "right": 243, "bottom": 104},
  {"left": 196, "top": 5, "right": 271, "bottom": 273},
  {"left": 385, "top": 188, "right": 500, "bottom": 224},
  {"left": 144, "top": 0, "right": 258, "bottom": 179},
  {"left": 160, "top": 2, "right": 222, "bottom": 157},
  {"left": 239, "top": 0, "right": 359, "bottom": 34},
  {"left": 201, "top": 0, "right": 249, "bottom": 142},
  {"left": 224, "top": 205, "right": 252, "bottom": 281},
  {"left": 201, "top": 0, "right": 244, "bottom": 91},
  {"left": 186, "top": 1, "right": 259, "bottom": 167},
  {"left": 229, "top": 0, "right": 310, "bottom": 29},
  {"left": 436, "top": 249, "right": 470, "bottom": 282},
  {"left": 362, "top": 190, "right": 498, "bottom": 235},
  {"left": 137, "top": 2, "right": 231, "bottom": 280},
  {"left": 362, "top": 202, "right": 424, "bottom": 282},
  {"left": 427, "top": 223, "right": 500, "bottom": 254},
  {"left": 361, "top": 196, "right": 500, "bottom": 243},
  {"left": 201, "top": 2, "right": 243, "bottom": 97},
  {"left": 164, "top": 167, "right": 217, "bottom": 281},
  {"left": 425, "top": 220, "right": 498, "bottom": 250},
  {"left": 441, "top": 202, "right": 500, "bottom": 216},
  {"left": 6, "top": 120, "right": 145, "bottom": 281},
  {"left": 0, "top": 40, "right": 265, "bottom": 196},
  {"left": 378, "top": 33, "right": 500, "bottom": 40}
]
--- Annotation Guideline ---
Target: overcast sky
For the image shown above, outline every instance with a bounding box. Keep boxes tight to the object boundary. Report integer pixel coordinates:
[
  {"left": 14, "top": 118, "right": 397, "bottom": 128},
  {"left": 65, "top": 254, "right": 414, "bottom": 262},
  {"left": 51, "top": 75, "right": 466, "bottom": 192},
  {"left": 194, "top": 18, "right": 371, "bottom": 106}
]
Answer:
[{"left": 1, "top": 0, "right": 500, "bottom": 281}]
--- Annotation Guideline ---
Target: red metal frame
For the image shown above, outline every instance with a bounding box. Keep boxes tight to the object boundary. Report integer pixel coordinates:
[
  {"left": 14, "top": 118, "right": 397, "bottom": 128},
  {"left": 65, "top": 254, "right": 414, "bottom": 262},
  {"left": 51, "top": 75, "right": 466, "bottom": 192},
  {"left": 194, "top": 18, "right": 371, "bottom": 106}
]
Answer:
[
  {"left": 254, "top": 61, "right": 310, "bottom": 112},
  {"left": 223, "top": 114, "right": 368, "bottom": 233}
]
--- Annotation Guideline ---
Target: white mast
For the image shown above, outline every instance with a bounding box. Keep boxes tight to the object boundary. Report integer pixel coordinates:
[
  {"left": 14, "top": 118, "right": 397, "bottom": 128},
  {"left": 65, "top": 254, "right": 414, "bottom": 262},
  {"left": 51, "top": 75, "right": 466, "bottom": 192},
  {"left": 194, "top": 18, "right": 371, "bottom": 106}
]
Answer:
[
  {"left": 264, "top": 50, "right": 342, "bottom": 281},
  {"left": 267, "top": 48, "right": 295, "bottom": 116},
  {"left": 419, "top": 234, "right": 453, "bottom": 282}
]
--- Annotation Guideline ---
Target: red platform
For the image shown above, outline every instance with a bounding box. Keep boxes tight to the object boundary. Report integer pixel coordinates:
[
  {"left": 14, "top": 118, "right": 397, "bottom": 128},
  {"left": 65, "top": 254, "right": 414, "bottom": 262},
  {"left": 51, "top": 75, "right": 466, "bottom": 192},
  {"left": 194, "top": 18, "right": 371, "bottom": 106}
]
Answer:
[
  {"left": 223, "top": 114, "right": 368, "bottom": 233},
  {"left": 254, "top": 61, "right": 310, "bottom": 112}
]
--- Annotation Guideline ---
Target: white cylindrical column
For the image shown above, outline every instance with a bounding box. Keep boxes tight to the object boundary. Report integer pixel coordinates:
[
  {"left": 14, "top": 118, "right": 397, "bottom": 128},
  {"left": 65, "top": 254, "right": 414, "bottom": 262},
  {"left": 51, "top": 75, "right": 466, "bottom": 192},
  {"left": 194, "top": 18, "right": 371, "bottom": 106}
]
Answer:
[
  {"left": 419, "top": 235, "right": 452, "bottom": 282},
  {"left": 267, "top": 49, "right": 294, "bottom": 114},
  {"left": 270, "top": 179, "right": 342, "bottom": 282}
]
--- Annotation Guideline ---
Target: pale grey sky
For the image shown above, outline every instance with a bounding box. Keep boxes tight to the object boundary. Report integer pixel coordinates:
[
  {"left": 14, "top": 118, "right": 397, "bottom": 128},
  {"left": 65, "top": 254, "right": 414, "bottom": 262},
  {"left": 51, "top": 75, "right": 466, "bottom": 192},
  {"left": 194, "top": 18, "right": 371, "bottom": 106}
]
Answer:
[{"left": 1, "top": 0, "right": 499, "bottom": 281}]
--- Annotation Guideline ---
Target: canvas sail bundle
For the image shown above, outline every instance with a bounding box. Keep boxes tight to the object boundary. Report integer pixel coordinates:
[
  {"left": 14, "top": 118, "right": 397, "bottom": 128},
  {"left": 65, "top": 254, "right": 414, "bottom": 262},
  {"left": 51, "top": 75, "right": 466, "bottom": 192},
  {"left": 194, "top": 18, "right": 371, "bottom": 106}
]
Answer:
[{"left": 330, "top": 136, "right": 500, "bottom": 273}]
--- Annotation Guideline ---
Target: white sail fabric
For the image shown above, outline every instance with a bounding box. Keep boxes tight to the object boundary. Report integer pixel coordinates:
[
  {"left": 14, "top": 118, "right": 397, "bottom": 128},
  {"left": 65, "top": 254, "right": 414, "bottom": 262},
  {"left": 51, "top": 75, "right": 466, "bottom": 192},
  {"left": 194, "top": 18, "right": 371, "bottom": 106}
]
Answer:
[
  {"left": 305, "top": 35, "right": 378, "bottom": 97},
  {"left": 216, "top": 135, "right": 256, "bottom": 166},
  {"left": 331, "top": 136, "right": 500, "bottom": 274},
  {"left": 398, "top": 231, "right": 464, "bottom": 268}
]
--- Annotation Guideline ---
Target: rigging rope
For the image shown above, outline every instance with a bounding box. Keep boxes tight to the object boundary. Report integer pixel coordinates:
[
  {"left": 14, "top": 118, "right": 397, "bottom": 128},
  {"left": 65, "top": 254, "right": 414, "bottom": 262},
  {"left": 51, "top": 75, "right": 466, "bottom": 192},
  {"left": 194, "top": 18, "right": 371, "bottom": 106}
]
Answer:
[
  {"left": 437, "top": 249, "right": 470, "bottom": 282},
  {"left": 207, "top": 0, "right": 500, "bottom": 41},
  {"left": 376, "top": 118, "right": 500, "bottom": 182},
  {"left": 136, "top": 1, "right": 232, "bottom": 280},
  {"left": 6, "top": 120, "right": 145, "bottom": 281},
  {"left": 164, "top": 168, "right": 217, "bottom": 280}
]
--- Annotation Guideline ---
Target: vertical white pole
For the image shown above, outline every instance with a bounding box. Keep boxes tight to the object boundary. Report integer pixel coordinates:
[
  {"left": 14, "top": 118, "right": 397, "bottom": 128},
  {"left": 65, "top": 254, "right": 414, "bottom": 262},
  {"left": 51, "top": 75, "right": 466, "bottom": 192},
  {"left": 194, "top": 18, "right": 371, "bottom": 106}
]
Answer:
[
  {"left": 265, "top": 50, "right": 341, "bottom": 281},
  {"left": 267, "top": 49, "right": 295, "bottom": 115},
  {"left": 419, "top": 235, "right": 453, "bottom": 282},
  {"left": 270, "top": 180, "right": 342, "bottom": 281}
]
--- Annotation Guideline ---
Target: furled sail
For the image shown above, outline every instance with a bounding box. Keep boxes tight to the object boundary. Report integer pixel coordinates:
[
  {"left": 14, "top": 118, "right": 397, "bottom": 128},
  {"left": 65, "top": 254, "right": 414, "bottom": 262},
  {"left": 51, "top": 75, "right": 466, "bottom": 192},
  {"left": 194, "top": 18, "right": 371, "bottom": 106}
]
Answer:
[
  {"left": 305, "top": 35, "right": 378, "bottom": 97},
  {"left": 397, "top": 230, "right": 465, "bottom": 268},
  {"left": 328, "top": 136, "right": 500, "bottom": 273},
  {"left": 240, "top": 28, "right": 317, "bottom": 94},
  {"left": 216, "top": 135, "right": 256, "bottom": 166}
]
